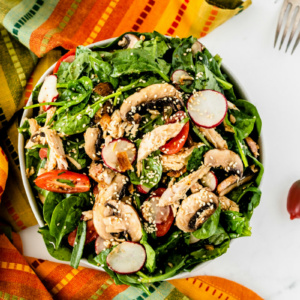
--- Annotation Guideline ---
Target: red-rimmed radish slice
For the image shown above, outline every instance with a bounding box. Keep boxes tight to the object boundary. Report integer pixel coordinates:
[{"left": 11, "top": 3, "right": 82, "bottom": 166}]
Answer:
[
  {"left": 191, "top": 41, "right": 205, "bottom": 55},
  {"left": 106, "top": 242, "right": 146, "bottom": 274},
  {"left": 187, "top": 90, "right": 228, "bottom": 128},
  {"left": 102, "top": 138, "right": 137, "bottom": 173},
  {"left": 53, "top": 49, "right": 76, "bottom": 74},
  {"left": 141, "top": 196, "right": 170, "bottom": 224},
  {"left": 200, "top": 171, "right": 218, "bottom": 191},
  {"left": 38, "top": 75, "right": 59, "bottom": 111},
  {"left": 171, "top": 69, "right": 193, "bottom": 86},
  {"left": 95, "top": 236, "right": 106, "bottom": 254},
  {"left": 137, "top": 184, "right": 151, "bottom": 194},
  {"left": 39, "top": 148, "right": 48, "bottom": 160}
]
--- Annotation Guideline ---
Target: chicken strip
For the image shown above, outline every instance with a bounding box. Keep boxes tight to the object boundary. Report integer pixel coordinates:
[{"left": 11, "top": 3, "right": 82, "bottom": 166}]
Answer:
[
  {"left": 43, "top": 128, "right": 68, "bottom": 171},
  {"left": 198, "top": 127, "right": 228, "bottom": 149},
  {"left": 161, "top": 144, "right": 204, "bottom": 172},
  {"left": 158, "top": 165, "right": 210, "bottom": 214},
  {"left": 137, "top": 122, "right": 185, "bottom": 175}
]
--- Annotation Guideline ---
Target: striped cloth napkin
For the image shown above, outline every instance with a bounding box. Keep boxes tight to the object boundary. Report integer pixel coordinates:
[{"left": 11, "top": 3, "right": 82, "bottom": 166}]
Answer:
[{"left": 0, "top": 0, "right": 262, "bottom": 299}]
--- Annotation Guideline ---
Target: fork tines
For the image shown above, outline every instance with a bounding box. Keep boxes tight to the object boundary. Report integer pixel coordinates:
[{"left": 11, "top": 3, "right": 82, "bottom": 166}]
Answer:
[{"left": 274, "top": 0, "right": 300, "bottom": 54}]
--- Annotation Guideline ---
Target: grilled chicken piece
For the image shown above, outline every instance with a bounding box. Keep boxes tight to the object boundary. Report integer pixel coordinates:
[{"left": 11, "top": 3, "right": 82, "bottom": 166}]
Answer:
[
  {"left": 137, "top": 122, "right": 185, "bottom": 175},
  {"left": 161, "top": 144, "right": 204, "bottom": 172},
  {"left": 158, "top": 165, "right": 210, "bottom": 214},
  {"left": 176, "top": 189, "right": 219, "bottom": 232},
  {"left": 198, "top": 127, "right": 228, "bottom": 149},
  {"left": 245, "top": 137, "right": 259, "bottom": 158},
  {"left": 84, "top": 127, "right": 101, "bottom": 160},
  {"left": 45, "top": 107, "right": 56, "bottom": 125},
  {"left": 89, "top": 162, "right": 116, "bottom": 187},
  {"left": 120, "top": 83, "right": 183, "bottom": 121},
  {"left": 106, "top": 110, "right": 127, "bottom": 138},
  {"left": 43, "top": 128, "right": 68, "bottom": 171},
  {"left": 219, "top": 196, "right": 239, "bottom": 212}
]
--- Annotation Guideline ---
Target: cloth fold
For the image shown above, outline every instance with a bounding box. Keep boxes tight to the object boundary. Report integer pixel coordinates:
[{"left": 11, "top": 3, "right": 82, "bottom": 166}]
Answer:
[{"left": 0, "top": 231, "right": 263, "bottom": 300}]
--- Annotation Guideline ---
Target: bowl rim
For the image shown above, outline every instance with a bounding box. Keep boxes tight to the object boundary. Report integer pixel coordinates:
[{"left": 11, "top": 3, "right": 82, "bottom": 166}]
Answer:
[{"left": 18, "top": 36, "right": 264, "bottom": 278}]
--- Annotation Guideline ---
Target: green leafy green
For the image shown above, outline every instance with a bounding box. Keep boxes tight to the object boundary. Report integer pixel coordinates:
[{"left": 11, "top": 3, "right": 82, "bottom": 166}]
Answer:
[
  {"left": 193, "top": 205, "right": 221, "bottom": 240},
  {"left": 70, "top": 221, "right": 87, "bottom": 269},
  {"left": 186, "top": 145, "right": 209, "bottom": 171}
]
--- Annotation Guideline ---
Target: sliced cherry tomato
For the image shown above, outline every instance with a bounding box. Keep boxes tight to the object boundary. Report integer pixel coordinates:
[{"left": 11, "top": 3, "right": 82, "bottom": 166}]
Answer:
[
  {"left": 156, "top": 209, "right": 174, "bottom": 237},
  {"left": 53, "top": 49, "right": 76, "bottom": 74},
  {"left": 68, "top": 219, "right": 98, "bottom": 247},
  {"left": 34, "top": 170, "right": 90, "bottom": 194},
  {"left": 160, "top": 111, "right": 189, "bottom": 155},
  {"left": 145, "top": 188, "right": 174, "bottom": 237},
  {"left": 39, "top": 148, "right": 48, "bottom": 160}
]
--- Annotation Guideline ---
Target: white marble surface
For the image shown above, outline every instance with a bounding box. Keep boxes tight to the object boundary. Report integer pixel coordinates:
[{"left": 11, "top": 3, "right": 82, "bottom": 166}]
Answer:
[{"left": 20, "top": 1, "right": 300, "bottom": 299}]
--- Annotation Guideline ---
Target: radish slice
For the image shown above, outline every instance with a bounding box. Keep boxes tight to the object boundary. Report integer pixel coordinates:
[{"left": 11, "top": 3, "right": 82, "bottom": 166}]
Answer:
[
  {"left": 137, "top": 184, "right": 151, "bottom": 194},
  {"left": 107, "top": 242, "right": 146, "bottom": 274},
  {"left": 141, "top": 196, "right": 170, "bottom": 224},
  {"left": 171, "top": 69, "right": 193, "bottom": 86},
  {"left": 95, "top": 236, "right": 106, "bottom": 255},
  {"left": 191, "top": 41, "right": 205, "bottom": 55},
  {"left": 187, "top": 90, "right": 228, "bottom": 128},
  {"left": 38, "top": 75, "right": 59, "bottom": 111},
  {"left": 102, "top": 138, "right": 137, "bottom": 173},
  {"left": 201, "top": 171, "right": 218, "bottom": 191},
  {"left": 63, "top": 55, "right": 75, "bottom": 63}
]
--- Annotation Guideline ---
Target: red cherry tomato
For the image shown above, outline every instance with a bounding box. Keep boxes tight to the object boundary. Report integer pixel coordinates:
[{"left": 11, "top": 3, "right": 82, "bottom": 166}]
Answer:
[
  {"left": 156, "top": 209, "right": 174, "bottom": 237},
  {"left": 287, "top": 180, "right": 300, "bottom": 220},
  {"left": 160, "top": 111, "right": 189, "bottom": 155},
  {"left": 34, "top": 170, "right": 90, "bottom": 194},
  {"left": 53, "top": 49, "right": 76, "bottom": 74},
  {"left": 68, "top": 219, "right": 98, "bottom": 247},
  {"left": 39, "top": 148, "right": 48, "bottom": 160}
]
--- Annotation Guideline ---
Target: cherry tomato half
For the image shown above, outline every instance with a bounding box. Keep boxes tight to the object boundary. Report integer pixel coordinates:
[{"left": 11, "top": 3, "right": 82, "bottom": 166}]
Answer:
[
  {"left": 53, "top": 49, "right": 76, "bottom": 74},
  {"left": 68, "top": 219, "right": 98, "bottom": 247},
  {"left": 34, "top": 170, "right": 91, "bottom": 194},
  {"left": 287, "top": 180, "right": 300, "bottom": 220},
  {"left": 39, "top": 148, "right": 48, "bottom": 160},
  {"left": 146, "top": 188, "right": 174, "bottom": 237},
  {"left": 156, "top": 209, "right": 174, "bottom": 237},
  {"left": 160, "top": 111, "right": 189, "bottom": 155}
]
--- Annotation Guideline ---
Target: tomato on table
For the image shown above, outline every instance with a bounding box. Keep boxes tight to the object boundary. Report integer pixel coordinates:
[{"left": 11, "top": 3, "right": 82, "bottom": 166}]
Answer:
[
  {"left": 34, "top": 170, "right": 91, "bottom": 194},
  {"left": 160, "top": 111, "right": 190, "bottom": 155},
  {"left": 53, "top": 49, "right": 76, "bottom": 74},
  {"left": 68, "top": 219, "right": 98, "bottom": 247}
]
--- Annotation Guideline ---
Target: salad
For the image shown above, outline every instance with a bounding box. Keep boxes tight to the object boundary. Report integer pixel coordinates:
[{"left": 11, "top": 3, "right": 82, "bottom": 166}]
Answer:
[{"left": 19, "top": 32, "right": 263, "bottom": 293}]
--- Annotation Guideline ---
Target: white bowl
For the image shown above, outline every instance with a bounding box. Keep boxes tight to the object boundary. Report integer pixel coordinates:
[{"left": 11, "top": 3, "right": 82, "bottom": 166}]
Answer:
[{"left": 18, "top": 36, "right": 263, "bottom": 278}]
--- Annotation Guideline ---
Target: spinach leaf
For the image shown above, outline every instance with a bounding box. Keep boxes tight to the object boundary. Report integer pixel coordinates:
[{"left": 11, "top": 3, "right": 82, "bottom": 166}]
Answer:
[
  {"left": 221, "top": 211, "right": 251, "bottom": 237},
  {"left": 193, "top": 205, "right": 221, "bottom": 240},
  {"left": 186, "top": 145, "right": 209, "bottom": 171},
  {"left": 207, "top": 225, "right": 230, "bottom": 245},
  {"left": 155, "top": 231, "right": 183, "bottom": 257},
  {"left": 128, "top": 150, "right": 162, "bottom": 189},
  {"left": 110, "top": 48, "right": 170, "bottom": 82},
  {"left": 39, "top": 226, "right": 72, "bottom": 261},
  {"left": 64, "top": 139, "right": 89, "bottom": 170},
  {"left": 230, "top": 109, "right": 256, "bottom": 139},
  {"left": 235, "top": 99, "right": 262, "bottom": 136},
  {"left": 143, "top": 37, "right": 169, "bottom": 58},
  {"left": 70, "top": 221, "right": 87, "bottom": 269},
  {"left": 140, "top": 229, "right": 156, "bottom": 273},
  {"left": 139, "top": 114, "right": 165, "bottom": 134},
  {"left": 192, "top": 125, "right": 212, "bottom": 147},
  {"left": 43, "top": 192, "right": 63, "bottom": 225},
  {"left": 49, "top": 195, "right": 88, "bottom": 248}
]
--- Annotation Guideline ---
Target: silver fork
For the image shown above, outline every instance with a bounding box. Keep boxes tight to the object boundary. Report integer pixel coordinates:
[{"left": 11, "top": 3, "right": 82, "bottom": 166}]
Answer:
[{"left": 274, "top": 0, "right": 300, "bottom": 54}]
